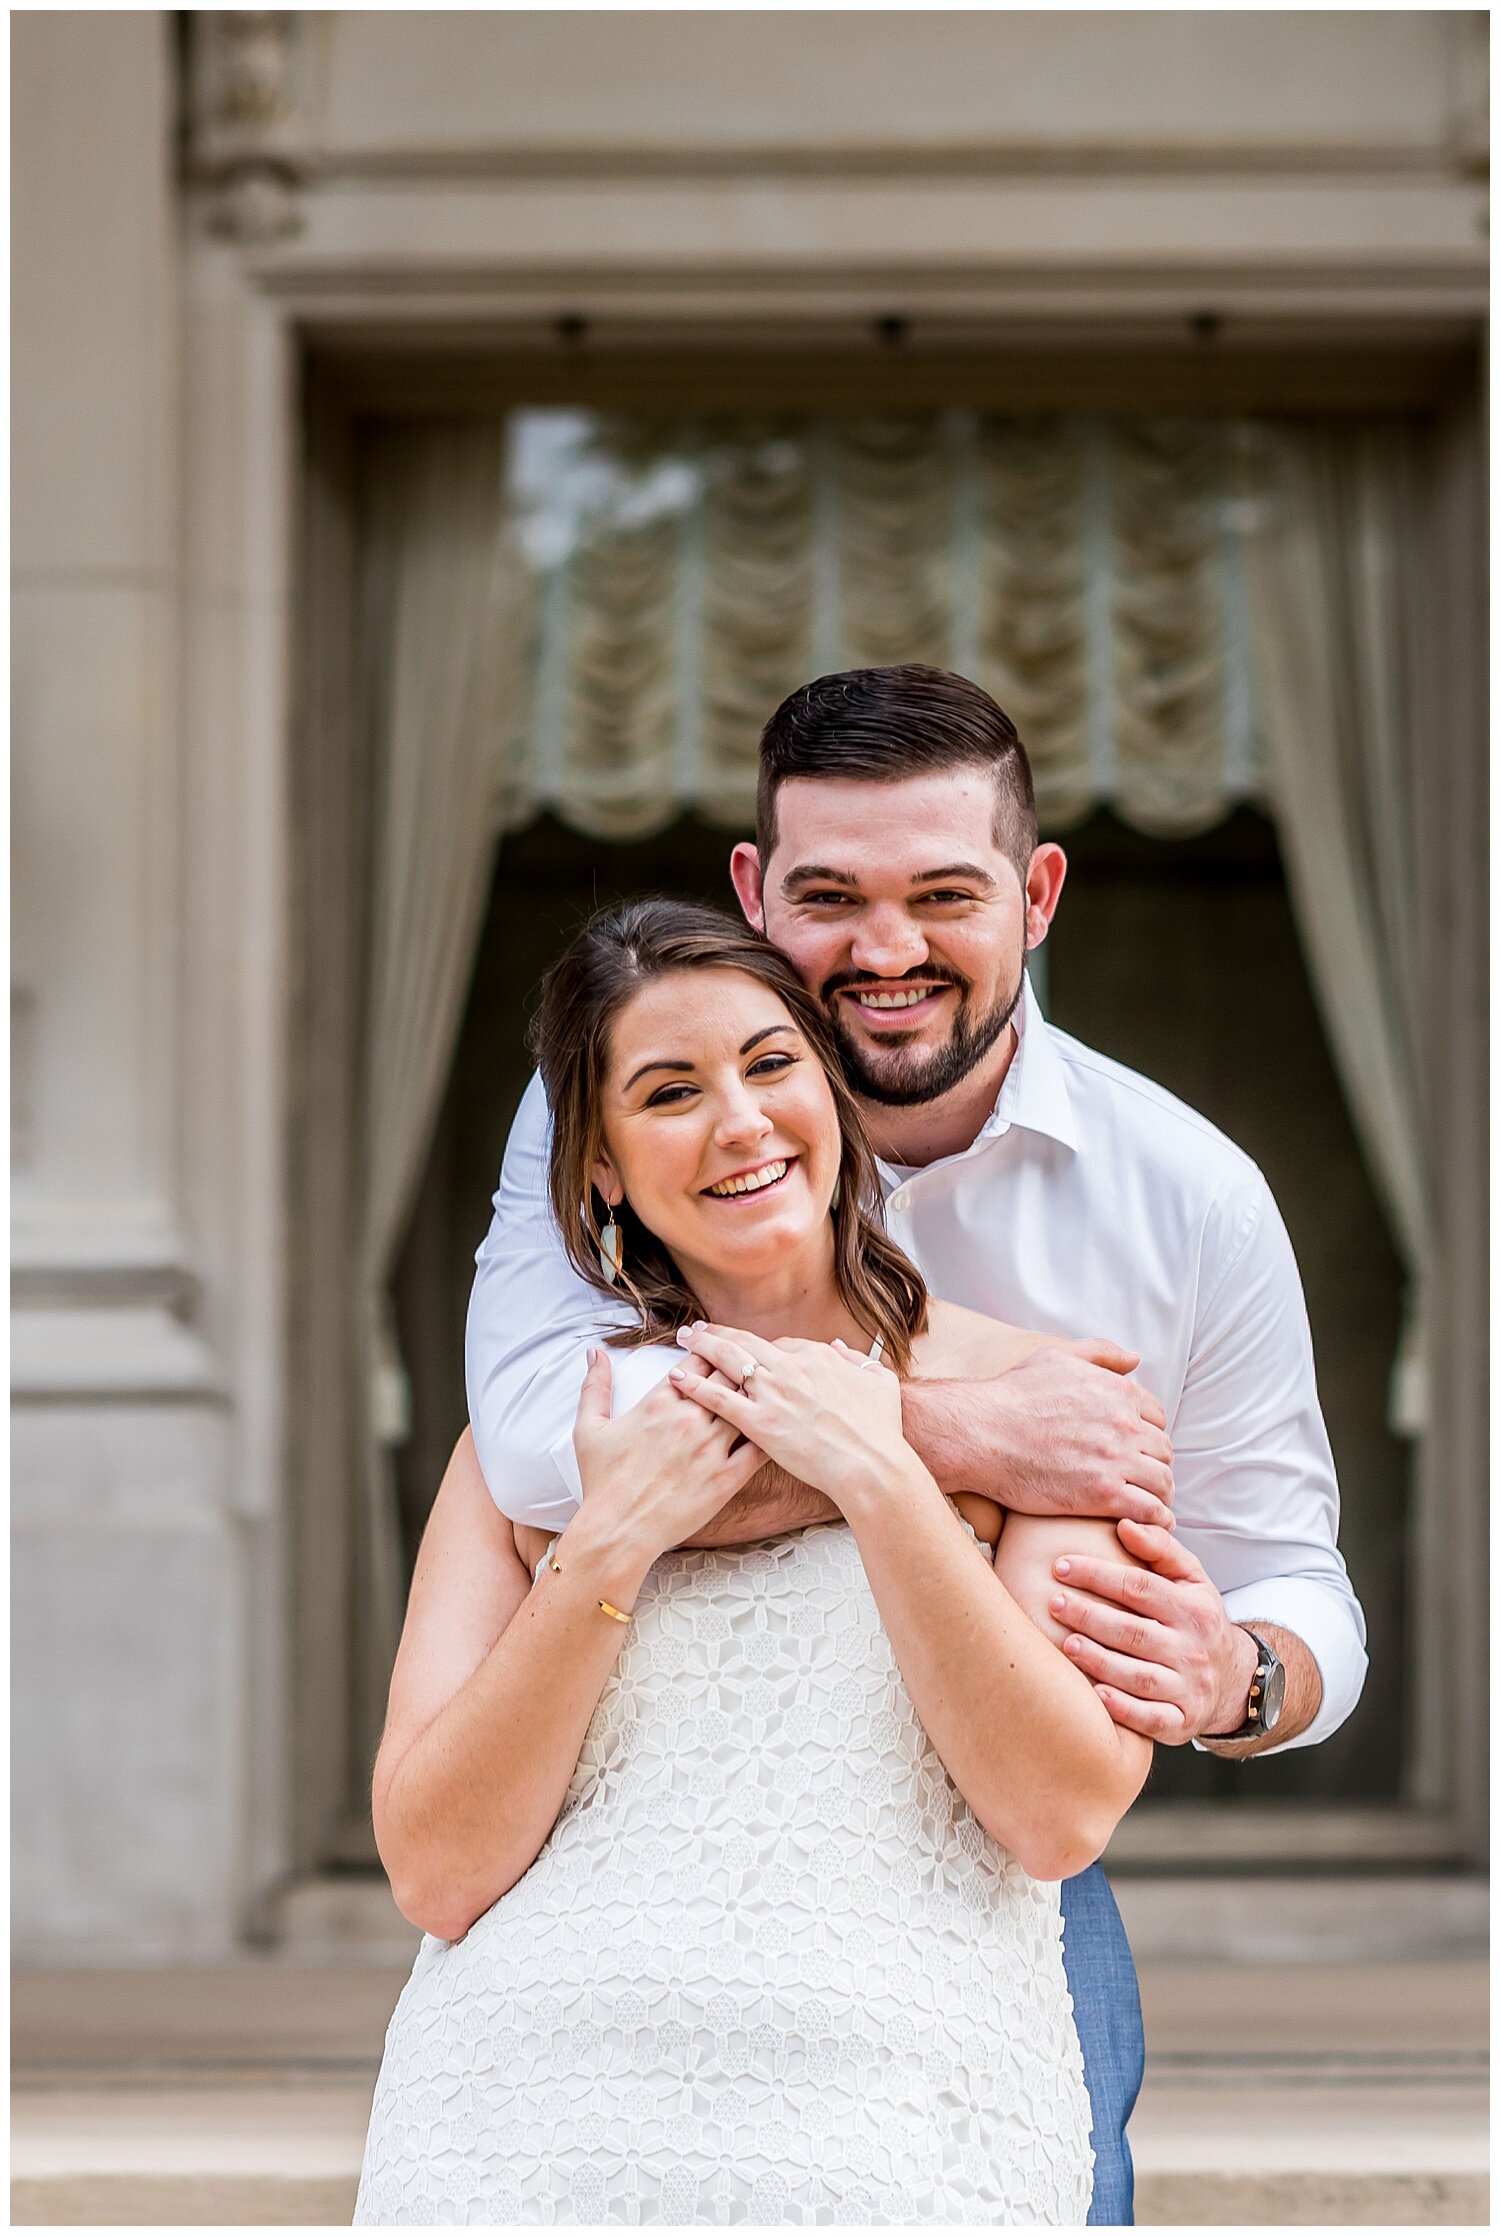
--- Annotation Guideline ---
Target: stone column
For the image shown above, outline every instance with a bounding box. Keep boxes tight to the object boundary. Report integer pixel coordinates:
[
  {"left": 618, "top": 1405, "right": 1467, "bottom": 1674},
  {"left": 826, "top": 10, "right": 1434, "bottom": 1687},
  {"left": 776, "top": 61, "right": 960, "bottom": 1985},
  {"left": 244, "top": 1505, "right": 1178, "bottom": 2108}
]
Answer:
[{"left": 12, "top": 13, "right": 245, "bottom": 1955}]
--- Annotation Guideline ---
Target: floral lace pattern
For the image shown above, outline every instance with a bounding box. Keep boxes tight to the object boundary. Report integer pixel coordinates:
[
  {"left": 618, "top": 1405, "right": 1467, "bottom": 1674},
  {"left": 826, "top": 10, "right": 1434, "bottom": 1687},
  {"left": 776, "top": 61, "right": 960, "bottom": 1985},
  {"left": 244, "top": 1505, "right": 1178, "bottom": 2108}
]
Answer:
[{"left": 356, "top": 1523, "right": 1093, "bottom": 2225}]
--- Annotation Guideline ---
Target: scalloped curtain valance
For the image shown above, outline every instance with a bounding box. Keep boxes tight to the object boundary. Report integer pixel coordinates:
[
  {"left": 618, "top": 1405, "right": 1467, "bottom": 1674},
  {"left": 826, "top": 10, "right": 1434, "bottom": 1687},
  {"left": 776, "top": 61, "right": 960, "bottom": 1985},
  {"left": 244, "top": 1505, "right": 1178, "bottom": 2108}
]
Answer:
[{"left": 505, "top": 411, "right": 1269, "bottom": 841}]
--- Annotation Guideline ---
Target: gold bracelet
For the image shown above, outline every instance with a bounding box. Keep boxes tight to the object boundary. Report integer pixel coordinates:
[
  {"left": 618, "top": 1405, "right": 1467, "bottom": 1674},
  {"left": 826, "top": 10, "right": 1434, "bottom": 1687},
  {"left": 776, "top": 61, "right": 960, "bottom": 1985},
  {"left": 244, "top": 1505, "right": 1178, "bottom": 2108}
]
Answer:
[
  {"left": 547, "top": 1554, "right": 563, "bottom": 1575},
  {"left": 597, "top": 1598, "right": 632, "bottom": 1625}
]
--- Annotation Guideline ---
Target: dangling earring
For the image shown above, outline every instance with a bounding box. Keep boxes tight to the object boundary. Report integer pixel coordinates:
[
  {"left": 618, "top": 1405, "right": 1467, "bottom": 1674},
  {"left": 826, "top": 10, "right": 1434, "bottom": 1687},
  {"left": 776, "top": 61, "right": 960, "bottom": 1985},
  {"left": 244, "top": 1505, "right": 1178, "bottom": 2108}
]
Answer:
[
  {"left": 597, "top": 1204, "right": 624, "bottom": 1285},
  {"left": 830, "top": 1173, "right": 842, "bottom": 1214}
]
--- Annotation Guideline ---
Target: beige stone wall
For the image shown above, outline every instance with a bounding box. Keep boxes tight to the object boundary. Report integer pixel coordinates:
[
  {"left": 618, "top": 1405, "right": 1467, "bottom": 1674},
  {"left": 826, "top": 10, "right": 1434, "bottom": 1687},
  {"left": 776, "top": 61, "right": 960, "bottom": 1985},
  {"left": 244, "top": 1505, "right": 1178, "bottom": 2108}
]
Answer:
[
  {"left": 309, "top": 12, "right": 1474, "bottom": 160},
  {"left": 13, "top": 13, "right": 243, "bottom": 1955},
  {"left": 184, "top": 11, "right": 1485, "bottom": 334},
  {"left": 13, "top": 10, "right": 184, "bottom": 1277}
]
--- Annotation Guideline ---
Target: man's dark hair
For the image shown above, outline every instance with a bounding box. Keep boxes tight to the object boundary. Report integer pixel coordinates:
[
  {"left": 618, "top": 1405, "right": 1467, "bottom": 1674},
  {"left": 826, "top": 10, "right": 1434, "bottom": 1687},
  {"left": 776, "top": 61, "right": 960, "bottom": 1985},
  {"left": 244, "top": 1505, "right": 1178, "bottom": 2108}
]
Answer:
[{"left": 755, "top": 664, "right": 1039, "bottom": 882}]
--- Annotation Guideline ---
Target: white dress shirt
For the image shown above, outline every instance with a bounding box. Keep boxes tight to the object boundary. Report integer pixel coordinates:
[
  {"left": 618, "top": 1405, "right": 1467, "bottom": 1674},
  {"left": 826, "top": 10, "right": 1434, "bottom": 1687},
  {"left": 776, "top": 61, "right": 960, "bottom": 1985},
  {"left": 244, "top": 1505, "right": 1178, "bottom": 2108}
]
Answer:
[{"left": 465, "top": 979, "right": 1367, "bottom": 1750}]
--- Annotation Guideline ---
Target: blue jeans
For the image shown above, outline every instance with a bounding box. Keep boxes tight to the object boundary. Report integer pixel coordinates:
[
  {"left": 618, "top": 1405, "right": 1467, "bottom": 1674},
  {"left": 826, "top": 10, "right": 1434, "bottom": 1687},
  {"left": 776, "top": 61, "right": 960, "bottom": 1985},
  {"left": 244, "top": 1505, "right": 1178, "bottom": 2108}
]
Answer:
[{"left": 1059, "top": 1864, "right": 1144, "bottom": 2225}]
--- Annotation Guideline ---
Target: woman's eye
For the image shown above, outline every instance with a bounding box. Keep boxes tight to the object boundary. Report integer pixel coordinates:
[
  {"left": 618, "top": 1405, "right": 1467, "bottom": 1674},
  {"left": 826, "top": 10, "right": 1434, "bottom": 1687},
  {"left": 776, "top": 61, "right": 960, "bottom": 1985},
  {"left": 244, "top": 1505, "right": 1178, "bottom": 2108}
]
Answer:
[
  {"left": 747, "top": 1053, "right": 796, "bottom": 1080},
  {"left": 645, "top": 1083, "right": 697, "bottom": 1107}
]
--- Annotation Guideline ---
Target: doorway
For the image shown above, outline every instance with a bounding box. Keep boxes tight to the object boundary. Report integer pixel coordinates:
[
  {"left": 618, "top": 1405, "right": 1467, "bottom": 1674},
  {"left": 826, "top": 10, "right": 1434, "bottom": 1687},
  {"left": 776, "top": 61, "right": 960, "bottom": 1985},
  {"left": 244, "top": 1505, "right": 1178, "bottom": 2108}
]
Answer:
[{"left": 289, "top": 363, "right": 1480, "bottom": 1879}]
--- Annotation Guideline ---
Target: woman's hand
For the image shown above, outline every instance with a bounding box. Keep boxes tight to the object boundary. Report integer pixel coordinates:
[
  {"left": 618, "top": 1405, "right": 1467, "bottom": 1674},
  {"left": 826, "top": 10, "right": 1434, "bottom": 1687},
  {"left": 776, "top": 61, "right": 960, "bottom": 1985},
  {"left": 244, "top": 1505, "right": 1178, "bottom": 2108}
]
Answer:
[
  {"left": 668, "top": 1322, "right": 918, "bottom": 1512},
  {"left": 569, "top": 1347, "right": 767, "bottom": 1586}
]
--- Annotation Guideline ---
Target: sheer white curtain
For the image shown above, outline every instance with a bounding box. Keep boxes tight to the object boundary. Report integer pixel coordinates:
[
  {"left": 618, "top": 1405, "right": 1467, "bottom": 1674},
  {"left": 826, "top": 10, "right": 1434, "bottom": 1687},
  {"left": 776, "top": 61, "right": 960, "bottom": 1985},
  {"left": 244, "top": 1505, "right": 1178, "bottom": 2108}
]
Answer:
[
  {"left": 1243, "top": 426, "right": 1433, "bottom": 1433},
  {"left": 515, "top": 413, "right": 1266, "bottom": 839},
  {"left": 354, "top": 426, "right": 535, "bottom": 1741}
]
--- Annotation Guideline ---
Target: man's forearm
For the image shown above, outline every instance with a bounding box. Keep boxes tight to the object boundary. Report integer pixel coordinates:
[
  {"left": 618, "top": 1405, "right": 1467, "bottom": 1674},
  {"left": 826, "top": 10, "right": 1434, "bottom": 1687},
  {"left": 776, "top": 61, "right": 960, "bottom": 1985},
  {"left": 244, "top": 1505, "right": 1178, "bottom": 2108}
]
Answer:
[
  {"left": 678, "top": 1460, "right": 840, "bottom": 1548},
  {"left": 1200, "top": 1621, "right": 1321, "bottom": 1758},
  {"left": 900, "top": 1369, "right": 1172, "bottom": 1523},
  {"left": 899, "top": 1378, "right": 984, "bottom": 1498}
]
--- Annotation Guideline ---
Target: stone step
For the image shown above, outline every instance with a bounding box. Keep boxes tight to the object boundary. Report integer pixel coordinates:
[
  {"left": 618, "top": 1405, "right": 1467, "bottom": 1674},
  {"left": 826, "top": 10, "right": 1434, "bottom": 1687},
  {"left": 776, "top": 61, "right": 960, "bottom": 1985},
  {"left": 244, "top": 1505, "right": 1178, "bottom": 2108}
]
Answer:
[
  {"left": 11, "top": 2080, "right": 366, "bottom": 2229},
  {"left": 11, "top": 2079, "right": 1487, "bottom": 2227},
  {"left": 12, "top": 1959, "right": 1487, "bottom": 2227},
  {"left": 1131, "top": 2078, "right": 1488, "bottom": 2226}
]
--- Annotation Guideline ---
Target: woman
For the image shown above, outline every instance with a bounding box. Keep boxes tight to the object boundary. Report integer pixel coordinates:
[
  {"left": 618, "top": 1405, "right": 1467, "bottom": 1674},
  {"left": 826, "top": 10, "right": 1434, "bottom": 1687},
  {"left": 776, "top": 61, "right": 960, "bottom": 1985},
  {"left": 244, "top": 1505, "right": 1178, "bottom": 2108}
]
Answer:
[{"left": 356, "top": 900, "right": 1152, "bottom": 2226}]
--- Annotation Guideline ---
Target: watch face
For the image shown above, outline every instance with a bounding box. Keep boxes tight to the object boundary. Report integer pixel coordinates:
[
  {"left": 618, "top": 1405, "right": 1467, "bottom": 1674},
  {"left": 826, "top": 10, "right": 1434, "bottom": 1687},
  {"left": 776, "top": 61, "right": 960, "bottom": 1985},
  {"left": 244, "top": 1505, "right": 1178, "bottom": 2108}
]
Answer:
[{"left": 1260, "top": 1654, "right": 1287, "bottom": 1730}]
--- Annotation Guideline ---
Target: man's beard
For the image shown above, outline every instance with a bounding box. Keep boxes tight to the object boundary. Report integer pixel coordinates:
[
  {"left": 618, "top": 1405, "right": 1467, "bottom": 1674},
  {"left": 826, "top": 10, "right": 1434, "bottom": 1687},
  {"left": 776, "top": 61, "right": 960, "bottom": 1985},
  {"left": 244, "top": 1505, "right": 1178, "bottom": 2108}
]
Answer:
[{"left": 822, "top": 963, "right": 1025, "bottom": 1107}]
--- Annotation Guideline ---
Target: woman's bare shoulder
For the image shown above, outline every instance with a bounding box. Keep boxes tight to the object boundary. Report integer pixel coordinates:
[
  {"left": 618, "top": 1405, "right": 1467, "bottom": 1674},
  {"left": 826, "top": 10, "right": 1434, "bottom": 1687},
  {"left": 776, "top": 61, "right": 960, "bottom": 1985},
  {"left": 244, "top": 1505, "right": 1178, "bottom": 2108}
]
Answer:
[{"left": 911, "top": 1298, "right": 1046, "bottom": 1381}]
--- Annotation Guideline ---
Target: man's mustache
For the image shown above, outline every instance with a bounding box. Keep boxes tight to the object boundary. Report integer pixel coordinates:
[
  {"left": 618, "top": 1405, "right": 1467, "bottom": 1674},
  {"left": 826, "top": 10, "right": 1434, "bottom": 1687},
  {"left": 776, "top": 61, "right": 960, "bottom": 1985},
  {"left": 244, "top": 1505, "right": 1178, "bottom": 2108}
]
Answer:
[{"left": 820, "top": 966, "right": 970, "bottom": 1002}]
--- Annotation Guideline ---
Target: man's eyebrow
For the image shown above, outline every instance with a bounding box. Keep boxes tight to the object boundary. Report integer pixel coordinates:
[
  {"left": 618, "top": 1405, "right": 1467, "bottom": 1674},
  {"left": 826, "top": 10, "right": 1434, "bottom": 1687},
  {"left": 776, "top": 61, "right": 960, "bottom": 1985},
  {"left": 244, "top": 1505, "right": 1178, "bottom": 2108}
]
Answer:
[
  {"left": 623, "top": 1022, "right": 796, "bottom": 1091},
  {"left": 913, "top": 862, "right": 999, "bottom": 891},
  {"left": 779, "top": 861, "right": 999, "bottom": 894},
  {"left": 779, "top": 863, "right": 859, "bottom": 894}
]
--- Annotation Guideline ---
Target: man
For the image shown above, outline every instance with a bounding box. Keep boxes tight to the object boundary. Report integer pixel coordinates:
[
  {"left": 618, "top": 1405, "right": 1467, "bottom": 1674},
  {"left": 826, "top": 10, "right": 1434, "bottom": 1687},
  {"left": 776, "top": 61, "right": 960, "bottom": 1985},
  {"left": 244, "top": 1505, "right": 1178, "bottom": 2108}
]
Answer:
[{"left": 465, "top": 664, "right": 1366, "bottom": 2223}]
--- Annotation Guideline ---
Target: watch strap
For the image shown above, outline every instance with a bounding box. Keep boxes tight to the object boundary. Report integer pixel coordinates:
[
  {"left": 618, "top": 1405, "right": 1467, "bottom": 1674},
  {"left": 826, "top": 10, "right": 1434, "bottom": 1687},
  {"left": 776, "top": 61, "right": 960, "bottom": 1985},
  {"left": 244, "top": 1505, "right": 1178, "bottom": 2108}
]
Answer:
[{"left": 1212, "top": 1625, "right": 1281, "bottom": 1742}]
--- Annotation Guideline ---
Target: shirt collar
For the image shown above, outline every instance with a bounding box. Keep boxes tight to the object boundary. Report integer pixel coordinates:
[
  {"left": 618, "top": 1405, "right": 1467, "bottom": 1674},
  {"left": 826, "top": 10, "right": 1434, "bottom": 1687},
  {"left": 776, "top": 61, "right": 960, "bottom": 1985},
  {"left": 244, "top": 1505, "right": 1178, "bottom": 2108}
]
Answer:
[
  {"left": 875, "top": 972, "right": 1079, "bottom": 1188},
  {"left": 976, "top": 973, "right": 1080, "bottom": 1155}
]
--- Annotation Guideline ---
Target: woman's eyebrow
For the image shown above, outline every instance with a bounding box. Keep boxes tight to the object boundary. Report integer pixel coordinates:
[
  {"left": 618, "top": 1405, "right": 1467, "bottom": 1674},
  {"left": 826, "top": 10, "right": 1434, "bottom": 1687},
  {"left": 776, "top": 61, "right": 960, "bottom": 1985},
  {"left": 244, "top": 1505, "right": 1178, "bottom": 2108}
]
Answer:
[
  {"left": 623, "top": 1022, "right": 796, "bottom": 1090},
  {"left": 622, "top": 1054, "right": 696, "bottom": 1090}
]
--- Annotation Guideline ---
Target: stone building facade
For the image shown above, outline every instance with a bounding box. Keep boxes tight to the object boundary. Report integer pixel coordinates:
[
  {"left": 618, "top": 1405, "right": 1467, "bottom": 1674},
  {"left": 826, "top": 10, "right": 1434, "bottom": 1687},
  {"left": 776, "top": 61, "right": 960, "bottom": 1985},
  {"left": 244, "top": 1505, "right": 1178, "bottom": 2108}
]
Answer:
[{"left": 13, "top": 11, "right": 1486, "bottom": 1959}]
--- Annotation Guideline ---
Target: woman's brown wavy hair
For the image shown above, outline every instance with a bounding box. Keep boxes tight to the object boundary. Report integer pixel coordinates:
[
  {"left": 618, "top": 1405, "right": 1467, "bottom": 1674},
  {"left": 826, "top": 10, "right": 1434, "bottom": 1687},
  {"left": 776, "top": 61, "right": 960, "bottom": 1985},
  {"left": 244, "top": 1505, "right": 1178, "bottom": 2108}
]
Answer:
[{"left": 531, "top": 897, "right": 929, "bottom": 1372}]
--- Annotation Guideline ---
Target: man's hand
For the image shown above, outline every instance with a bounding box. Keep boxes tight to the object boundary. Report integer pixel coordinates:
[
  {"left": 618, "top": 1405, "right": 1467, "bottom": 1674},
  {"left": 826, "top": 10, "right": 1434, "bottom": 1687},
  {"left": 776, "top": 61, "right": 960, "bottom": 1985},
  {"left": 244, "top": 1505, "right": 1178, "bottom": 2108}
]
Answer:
[
  {"left": 1045, "top": 1519, "right": 1321, "bottom": 1750},
  {"left": 677, "top": 1465, "right": 839, "bottom": 1548},
  {"left": 902, "top": 1340, "right": 1175, "bottom": 1529},
  {"left": 519, "top": 1471, "right": 834, "bottom": 1564}
]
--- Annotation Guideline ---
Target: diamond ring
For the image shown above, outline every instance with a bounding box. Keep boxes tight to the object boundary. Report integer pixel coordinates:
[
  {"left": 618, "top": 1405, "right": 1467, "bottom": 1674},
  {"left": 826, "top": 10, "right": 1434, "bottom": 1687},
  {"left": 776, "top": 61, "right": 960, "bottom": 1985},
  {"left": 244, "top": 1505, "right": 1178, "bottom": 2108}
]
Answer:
[{"left": 740, "top": 1357, "right": 757, "bottom": 1385}]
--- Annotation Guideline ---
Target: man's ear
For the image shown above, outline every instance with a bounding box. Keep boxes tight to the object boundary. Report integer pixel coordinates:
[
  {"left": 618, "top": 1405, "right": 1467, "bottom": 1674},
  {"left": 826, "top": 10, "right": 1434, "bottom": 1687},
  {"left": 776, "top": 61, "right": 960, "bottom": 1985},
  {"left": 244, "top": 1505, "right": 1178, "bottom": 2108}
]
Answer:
[
  {"left": 1022, "top": 843, "right": 1067, "bottom": 952},
  {"left": 1019, "top": 836, "right": 1068, "bottom": 948},
  {"left": 729, "top": 842, "right": 766, "bottom": 930}
]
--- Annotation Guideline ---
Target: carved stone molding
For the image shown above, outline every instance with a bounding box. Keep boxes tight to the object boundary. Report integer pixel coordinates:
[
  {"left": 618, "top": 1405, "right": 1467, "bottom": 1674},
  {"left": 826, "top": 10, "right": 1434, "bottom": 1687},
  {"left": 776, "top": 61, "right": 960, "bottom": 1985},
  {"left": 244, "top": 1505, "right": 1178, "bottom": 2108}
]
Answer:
[{"left": 185, "top": 11, "right": 311, "bottom": 243}]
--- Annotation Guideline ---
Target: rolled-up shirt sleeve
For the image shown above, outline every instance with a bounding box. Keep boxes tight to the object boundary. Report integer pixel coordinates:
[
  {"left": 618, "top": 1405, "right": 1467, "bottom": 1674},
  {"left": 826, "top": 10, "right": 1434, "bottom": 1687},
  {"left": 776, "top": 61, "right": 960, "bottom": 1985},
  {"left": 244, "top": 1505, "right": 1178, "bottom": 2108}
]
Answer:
[
  {"left": 1171, "top": 1173, "right": 1369, "bottom": 1751},
  {"left": 465, "top": 1071, "right": 635, "bottom": 1531},
  {"left": 465, "top": 1073, "right": 684, "bottom": 1526}
]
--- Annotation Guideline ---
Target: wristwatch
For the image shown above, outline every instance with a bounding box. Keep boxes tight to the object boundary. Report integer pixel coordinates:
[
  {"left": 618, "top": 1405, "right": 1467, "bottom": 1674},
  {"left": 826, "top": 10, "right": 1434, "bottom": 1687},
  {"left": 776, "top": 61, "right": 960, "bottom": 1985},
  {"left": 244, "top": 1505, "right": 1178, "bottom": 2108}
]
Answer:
[{"left": 1208, "top": 1626, "right": 1286, "bottom": 1742}]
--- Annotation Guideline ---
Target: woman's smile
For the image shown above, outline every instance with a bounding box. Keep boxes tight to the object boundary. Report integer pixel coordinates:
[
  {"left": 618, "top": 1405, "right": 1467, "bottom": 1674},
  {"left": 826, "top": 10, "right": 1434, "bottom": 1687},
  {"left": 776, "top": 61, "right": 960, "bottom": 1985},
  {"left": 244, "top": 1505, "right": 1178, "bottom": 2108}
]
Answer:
[{"left": 701, "top": 1154, "right": 798, "bottom": 1201}]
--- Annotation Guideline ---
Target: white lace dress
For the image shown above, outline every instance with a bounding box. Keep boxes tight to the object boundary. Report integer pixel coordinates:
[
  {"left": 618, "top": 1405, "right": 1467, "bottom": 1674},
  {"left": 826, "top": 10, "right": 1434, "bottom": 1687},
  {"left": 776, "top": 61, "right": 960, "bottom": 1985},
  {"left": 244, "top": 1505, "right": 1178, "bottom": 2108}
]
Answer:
[{"left": 355, "top": 1522, "right": 1093, "bottom": 2226}]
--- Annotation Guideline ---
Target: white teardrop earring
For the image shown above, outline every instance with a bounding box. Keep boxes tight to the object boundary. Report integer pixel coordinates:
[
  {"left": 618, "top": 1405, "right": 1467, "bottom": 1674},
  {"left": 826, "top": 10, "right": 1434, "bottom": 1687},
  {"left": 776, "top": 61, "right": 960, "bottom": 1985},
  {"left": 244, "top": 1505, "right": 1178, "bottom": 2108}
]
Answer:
[
  {"left": 830, "top": 1174, "right": 842, "bottom": 1214},
  {"left": 598, "top": 1207, "right": 624, "bottom": 1285}
]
